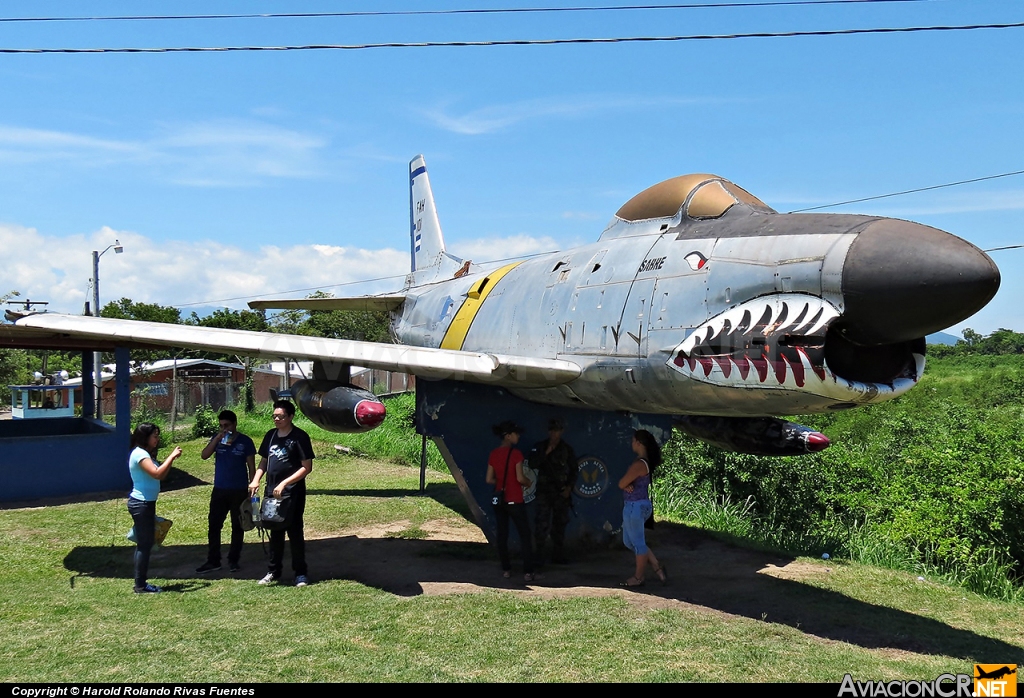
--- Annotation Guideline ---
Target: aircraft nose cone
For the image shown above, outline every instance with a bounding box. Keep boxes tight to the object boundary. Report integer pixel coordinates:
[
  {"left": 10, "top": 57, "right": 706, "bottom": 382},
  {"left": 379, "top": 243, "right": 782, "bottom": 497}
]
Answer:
[
  {"left": 805, "top": 432, "right": 830, "bottom": 453},
  {"left": 840, "top": 219, "right": 999, "bottom": 345},
  {"left": 354, "top": 399, "right": 387, "bottom": 429}
]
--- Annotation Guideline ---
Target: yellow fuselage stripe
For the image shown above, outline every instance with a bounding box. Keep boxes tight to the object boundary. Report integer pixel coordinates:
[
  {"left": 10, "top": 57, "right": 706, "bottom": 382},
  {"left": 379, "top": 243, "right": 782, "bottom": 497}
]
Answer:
[{"left": 440, "top": 262, "right": 522, "bottom": 350}]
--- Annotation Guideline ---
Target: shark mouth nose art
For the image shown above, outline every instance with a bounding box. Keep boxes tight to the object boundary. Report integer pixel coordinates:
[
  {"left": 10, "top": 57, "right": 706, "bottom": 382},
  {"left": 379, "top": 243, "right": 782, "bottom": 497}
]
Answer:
[
  {"left": 667, "top": 293, "right": 925, "bottom": 403},
  {"left": 671, "top": 294, "right": 836, "bottom": 388}
]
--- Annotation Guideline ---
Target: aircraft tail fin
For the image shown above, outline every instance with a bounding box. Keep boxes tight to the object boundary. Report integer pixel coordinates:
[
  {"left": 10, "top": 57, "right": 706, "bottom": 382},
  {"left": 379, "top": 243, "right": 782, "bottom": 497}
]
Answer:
[{"left": 409, "top": 155, "right": 463, "bottom": 284}]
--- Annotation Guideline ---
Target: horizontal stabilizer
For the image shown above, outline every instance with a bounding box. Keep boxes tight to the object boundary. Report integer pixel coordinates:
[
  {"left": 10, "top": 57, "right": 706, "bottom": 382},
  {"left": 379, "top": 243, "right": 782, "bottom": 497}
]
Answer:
[
  {"left": 15, "top": 314, "right": 581, "bottom": 389},
  {"left": 248, "top": 296, "right": 406, "bottom": 312}
]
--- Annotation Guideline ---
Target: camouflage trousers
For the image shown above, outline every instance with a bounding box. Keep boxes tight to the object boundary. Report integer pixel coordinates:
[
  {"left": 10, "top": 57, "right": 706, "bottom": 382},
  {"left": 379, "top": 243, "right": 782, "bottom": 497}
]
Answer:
[{"left": 533, "top": 492, "right": 571, "bottom": 558}]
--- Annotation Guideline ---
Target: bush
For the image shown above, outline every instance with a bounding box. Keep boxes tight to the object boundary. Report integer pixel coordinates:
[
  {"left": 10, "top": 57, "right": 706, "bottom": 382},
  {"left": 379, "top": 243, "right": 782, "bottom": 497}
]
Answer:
[
  {"left": 192, "top": 405, "right": 219, "bottom": 439},
  {"left": 655, "top": 351, "right": 1024, "bottom": 601}
]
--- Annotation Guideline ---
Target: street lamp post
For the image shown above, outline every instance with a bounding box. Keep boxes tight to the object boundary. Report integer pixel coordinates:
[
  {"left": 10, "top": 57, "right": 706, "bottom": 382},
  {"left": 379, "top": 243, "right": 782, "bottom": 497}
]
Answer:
[{"left": 91, "top": 239, "right": 123, "bottom": 420}]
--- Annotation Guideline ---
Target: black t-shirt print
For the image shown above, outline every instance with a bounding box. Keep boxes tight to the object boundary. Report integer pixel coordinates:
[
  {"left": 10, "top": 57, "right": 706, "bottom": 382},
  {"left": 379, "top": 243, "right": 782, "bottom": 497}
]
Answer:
[{"left": 258, "top": 426, "right": 315, "bottom": 492}]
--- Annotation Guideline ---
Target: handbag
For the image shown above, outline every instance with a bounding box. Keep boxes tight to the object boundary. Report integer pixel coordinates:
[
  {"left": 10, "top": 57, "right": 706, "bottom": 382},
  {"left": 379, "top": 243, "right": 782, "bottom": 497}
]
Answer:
[
  {"left": 238, "top": 495, "right": 256, "bottom": 532},
  {"left": 491, "top": 448, "right": 514, "bottom": 508},
  {"left": 259, "top": 493, "right": 292, "bottom": 531},
  {"left": 126, "top": 516, "right": 173, "bottom": 547}
]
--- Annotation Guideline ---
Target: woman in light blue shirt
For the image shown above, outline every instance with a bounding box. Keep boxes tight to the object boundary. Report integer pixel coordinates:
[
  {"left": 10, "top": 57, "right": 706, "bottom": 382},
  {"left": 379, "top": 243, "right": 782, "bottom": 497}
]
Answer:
[{"left": 128, "top": 423, "right": 182, "bottom": 594}]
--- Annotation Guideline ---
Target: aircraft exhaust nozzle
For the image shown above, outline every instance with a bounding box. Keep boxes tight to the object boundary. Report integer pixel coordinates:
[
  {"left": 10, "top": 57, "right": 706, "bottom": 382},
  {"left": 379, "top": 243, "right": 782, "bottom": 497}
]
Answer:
[{"left": 839, "top": 220, "right": 1000, "bottom": 346}]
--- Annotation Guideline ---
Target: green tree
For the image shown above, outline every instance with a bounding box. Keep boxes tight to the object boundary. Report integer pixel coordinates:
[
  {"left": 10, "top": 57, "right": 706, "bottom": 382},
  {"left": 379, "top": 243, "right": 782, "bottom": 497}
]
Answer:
[
  {"left": 187, "top": 308, "right": 269, "bottom": 332},
  {"left": 101, "top": 298, "right": 181, "bottom": 325},
  {"left": 100, "top": 298, "right": 182, "bottom": 366},
  {"left": 306, "top": 309, "right": 391, "bottom": 342},
  {"left": 0, "top": 290, "right": 27, "bottom": 401},
  {"left": 961, "top": 327, "right": 983, "bottom": 347},
  {"left": 0, "top": 349, "right": 26, "bottom": 403},
  {"left": 268, "top": 307, "right": 310, "bottom": 335},
  {"left": 267, "top": 292, "right": 393, "bottom": 342},
  {"left": 185, "top": 308, "right": 270, "bottom": 408}
]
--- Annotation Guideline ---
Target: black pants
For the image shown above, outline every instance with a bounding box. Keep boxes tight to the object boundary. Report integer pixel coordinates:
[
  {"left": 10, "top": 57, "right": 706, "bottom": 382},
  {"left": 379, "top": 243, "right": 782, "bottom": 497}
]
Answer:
[
  {"left": 494, "top": 502, "right": 534, "bottom": 574},
  {"left": 127, "top": 497, "right": 156, "bottom": 590},
  {"left": 268, "top": 493, "right": 307, "bottom": 577},
  {"left": 207, "top": 487, "right": 248, "bottom": 565}
]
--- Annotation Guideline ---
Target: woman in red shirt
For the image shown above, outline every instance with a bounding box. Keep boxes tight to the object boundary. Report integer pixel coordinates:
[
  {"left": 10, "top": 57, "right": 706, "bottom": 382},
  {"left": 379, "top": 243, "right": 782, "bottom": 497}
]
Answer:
[{"left": 485, "top": 420, "right": 537, "bottom": 582}]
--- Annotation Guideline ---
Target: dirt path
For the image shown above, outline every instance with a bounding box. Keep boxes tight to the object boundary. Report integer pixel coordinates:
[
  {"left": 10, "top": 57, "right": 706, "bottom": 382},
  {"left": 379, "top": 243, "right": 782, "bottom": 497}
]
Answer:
[{"left": 324, "top": 517, "right": 820, "bottom": 611}]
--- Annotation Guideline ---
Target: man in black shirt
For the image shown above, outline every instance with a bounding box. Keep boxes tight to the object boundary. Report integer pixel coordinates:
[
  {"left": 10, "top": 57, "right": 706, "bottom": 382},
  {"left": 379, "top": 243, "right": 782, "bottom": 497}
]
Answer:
[{"left": 249, "top": 399, "right": 314, "bottom": 587}]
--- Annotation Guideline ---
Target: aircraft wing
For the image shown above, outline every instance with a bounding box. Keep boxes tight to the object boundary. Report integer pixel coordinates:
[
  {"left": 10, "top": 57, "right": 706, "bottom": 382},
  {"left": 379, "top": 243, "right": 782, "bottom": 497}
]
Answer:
[
  {"left": 13, "top": 314, "right": 580, "bottom": 389},
  {"left": 248, "top": 296, "right": 406, "bottom": 312}
]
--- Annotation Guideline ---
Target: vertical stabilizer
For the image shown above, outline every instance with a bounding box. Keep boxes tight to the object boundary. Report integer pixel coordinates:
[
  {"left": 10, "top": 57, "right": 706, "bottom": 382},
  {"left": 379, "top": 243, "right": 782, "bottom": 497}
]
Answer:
[
  {"left": 408, "top": 155, "right": 464, "bottom": 285},
  {"left": 410, "top": 155, "right": 446, "bottom": 271}
]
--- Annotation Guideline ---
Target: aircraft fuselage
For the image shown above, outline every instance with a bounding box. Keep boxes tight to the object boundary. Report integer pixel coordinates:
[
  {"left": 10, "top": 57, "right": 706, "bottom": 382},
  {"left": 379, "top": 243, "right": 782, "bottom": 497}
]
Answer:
[{"left": 395, "top": 186, "right": 998, "bottom": 417}]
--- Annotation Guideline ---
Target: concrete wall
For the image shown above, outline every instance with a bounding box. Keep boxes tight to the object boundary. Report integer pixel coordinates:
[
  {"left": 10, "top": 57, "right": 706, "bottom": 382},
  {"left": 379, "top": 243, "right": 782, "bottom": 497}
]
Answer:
[
  {"left": 0, "top": 347, "right": 132, "bottom": 503},
  {"left": 0, "top": 418, "right": 130, "bottom": 502}
]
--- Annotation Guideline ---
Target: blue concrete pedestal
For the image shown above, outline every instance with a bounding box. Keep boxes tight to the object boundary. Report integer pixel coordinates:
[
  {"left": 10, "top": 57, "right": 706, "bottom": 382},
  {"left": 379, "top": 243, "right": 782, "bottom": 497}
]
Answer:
[
  {"left": 0, "top": 347, "right": 132, "bottom": 503},
  {"left": 415, "top": 379, "right": 674, "bottom": 548}
]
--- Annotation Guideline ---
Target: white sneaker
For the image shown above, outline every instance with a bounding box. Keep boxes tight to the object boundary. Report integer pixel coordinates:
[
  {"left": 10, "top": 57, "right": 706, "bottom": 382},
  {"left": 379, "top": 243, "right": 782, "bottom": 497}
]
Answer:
[{"left": 258, "top": 573, "right": 279, "bottom": 586}]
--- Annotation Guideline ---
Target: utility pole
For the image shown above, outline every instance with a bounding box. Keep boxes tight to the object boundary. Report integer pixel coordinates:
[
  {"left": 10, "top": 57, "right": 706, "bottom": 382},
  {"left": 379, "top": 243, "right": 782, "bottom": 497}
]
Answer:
[{"left": 91, "top": 239, "right": 123, "bottom": 420}]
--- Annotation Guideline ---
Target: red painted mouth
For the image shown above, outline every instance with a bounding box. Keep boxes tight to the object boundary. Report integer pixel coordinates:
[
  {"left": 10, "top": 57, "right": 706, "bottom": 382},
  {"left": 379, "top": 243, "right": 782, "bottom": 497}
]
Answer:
[{"left": 672, "top": 302, "right": 828, "bottom": 388}]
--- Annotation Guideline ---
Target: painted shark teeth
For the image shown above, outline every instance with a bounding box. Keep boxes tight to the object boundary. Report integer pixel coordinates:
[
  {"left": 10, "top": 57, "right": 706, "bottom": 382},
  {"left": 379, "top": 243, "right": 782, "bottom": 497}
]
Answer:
[{"left": 667, "top": 293, "right": 924, "bottom": 403}]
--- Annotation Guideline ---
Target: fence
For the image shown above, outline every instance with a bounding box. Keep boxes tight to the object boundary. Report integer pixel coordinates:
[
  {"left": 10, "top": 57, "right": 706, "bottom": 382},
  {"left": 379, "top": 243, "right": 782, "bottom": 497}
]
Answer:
[{"left": 117, "top": 369, "right": 415, "bottom": 420}]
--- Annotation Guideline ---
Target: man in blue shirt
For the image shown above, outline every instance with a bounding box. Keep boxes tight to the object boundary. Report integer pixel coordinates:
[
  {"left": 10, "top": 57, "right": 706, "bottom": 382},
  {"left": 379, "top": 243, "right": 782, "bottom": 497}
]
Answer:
[{"left": 196, "top": 410, "right": 256, "bottom": 574}]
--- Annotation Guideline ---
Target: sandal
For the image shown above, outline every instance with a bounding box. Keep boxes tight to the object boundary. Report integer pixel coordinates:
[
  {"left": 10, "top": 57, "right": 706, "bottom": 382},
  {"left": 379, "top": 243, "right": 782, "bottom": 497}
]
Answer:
[
  {"left": 620, "top": 576, "right": 645, "bottom": 588},
  {"left": 654, "top": 565, "right": 669, "bottom": 585}
]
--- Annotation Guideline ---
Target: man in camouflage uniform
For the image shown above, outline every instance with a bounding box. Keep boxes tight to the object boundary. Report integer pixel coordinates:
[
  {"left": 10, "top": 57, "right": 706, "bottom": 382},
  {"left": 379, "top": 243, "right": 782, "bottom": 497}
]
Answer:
[{"left": 528, "top": 418, "right": 577, "bottom": 565}]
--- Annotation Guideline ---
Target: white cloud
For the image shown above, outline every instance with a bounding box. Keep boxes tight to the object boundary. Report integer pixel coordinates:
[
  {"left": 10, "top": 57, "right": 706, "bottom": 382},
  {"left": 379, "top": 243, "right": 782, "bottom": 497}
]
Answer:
[
  {"left": 450, "top": 234, "right": 560, "bottom": 261},
  {"left": 0, "top": 223, "right": 408, "bottom": 314},
  {"left": 0, "top": 224, "right": 576, "bottom": 316},
  {"left": 0, "top": 125, "right": 141, "bottom": 154},
  {"left": 155, "top": 120, "right": 326, "bottom": 183},
  {"left": 420, "top": 94, "right": 705, "bottom": 135},
  {"left": 0, "top": 119, "right": 328, "bottom": 187}
]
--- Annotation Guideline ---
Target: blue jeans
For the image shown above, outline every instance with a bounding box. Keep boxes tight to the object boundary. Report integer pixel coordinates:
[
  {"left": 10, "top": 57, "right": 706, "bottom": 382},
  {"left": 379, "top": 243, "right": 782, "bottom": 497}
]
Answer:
[
  {"left": 127, "top": 496, "right": 156, "bottom": 589},
  {"left": 622, "top": 500, "right": 653, "bottom": 556}
]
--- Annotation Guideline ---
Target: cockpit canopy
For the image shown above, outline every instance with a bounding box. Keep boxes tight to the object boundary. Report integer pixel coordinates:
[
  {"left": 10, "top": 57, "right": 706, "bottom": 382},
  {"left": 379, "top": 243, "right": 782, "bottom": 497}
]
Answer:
[{"left": 615, "top": 174, "right": 775, "bottom": 222}]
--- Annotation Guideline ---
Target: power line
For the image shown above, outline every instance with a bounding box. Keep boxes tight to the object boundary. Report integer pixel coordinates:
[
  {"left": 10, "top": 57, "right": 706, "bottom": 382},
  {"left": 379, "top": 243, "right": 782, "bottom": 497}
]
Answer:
[
  {"left": 0, "top": 1, "right": 960, "bottom": 24},
  {"left": 174, "top": 160, "right": 1024, "bottom": 308},
  {"left": 174, "top": 272, "right": 405, "bottom": 304},
  {"left": 177, "top": 163, "right": 1024, "bottom": 306},
  {"left": 5, "top": 20, "right": 1023, "bottom": 53},
  {"left": 175, "top": 250, "right": 557, "bottom": 308},
  {"left": 788, "top": 168, "right": 1024, "bottom": 213}
]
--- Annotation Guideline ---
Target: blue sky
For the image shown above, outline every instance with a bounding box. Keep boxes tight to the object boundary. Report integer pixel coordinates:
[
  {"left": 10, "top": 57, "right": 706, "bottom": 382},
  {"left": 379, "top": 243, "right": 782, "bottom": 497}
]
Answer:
[{"left": 0, "top": 1, "right": 1022, "bottom": 335}]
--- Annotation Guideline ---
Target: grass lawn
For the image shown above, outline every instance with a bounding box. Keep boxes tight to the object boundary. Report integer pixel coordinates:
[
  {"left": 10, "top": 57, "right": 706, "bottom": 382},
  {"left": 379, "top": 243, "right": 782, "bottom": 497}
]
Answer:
[{"left": 1, "top": 433, "right": 1023, "bottom": 682}]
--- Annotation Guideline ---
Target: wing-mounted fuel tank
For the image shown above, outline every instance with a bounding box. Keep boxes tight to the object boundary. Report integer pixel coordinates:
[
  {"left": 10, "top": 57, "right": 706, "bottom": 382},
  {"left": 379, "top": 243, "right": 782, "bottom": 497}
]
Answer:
[
  {"left": 289, "top": 379, "right": 387, "bottom": 433},
  {"left": 675, "top": 415, "right": 830, "bottom": 456}
]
